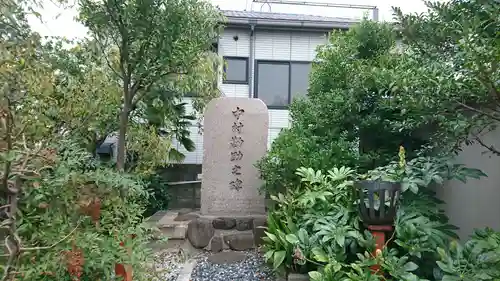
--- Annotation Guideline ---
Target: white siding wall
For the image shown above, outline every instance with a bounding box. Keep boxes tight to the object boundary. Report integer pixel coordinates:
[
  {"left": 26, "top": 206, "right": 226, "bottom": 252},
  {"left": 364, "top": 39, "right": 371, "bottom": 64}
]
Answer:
[{"left": 177, "top": 28, "right": 328, "bottom": 164}]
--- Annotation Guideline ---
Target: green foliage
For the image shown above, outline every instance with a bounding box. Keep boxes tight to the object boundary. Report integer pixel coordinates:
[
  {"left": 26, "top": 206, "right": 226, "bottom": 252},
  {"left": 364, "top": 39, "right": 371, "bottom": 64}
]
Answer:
[
  {"left": 1, "top": 0, "right": 222, "bottom": 278},
  {"left": 15, "top": 142, "right": 153, "bottom": 280},
  {"left": 390, "top": 0, "right": 500, "bottom": 155},
  {"left": 261, "top": 212, "right": 299, "bottom": 274},
  {"left": 78, "top": 0, "right": 224, "bottom": 170},
  {"left": 259, "top": 0, "right": 500, "bottom": 196},
  {"left": 142, "top": 173, "right": 170, "bottom": 218},
  {"left": 260, "top": 1, "right": 500, "bottom": 280},
  {"left": 43, "top": 37, "right": 206, "bottom": 174},
  {"left": 262, "top": 150, "right": 488, "bottom": 280},
  {"left": 262, "top": 165, "right": 367, "bottom": 276},
  {"left": 436, "top": 228, "right": 500, "bottom": 281},
  {"left": 257, "top": 20, "right": 430, "bottom": 195}
]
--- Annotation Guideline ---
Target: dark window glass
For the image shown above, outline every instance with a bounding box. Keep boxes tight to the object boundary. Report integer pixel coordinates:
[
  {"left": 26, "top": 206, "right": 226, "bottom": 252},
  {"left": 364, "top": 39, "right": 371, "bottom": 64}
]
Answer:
[
  {"left": 291, "top": 63, "right": 312, "bottom": 100},
  {"left": 257, "top": 62, "right": 290, "bottom": 107},
  {"left": 224, "top": 57, "right": 248, "bottom": 83}
]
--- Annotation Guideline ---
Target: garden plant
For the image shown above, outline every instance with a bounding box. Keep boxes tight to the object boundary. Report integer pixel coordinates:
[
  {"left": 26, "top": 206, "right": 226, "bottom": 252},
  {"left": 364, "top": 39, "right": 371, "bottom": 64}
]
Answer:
[
  {"left": 0, "top": 0, "right": 222, "bottom": 279},
  {"left": 258, "top": 0, "right": 500, "bottom": 280}
]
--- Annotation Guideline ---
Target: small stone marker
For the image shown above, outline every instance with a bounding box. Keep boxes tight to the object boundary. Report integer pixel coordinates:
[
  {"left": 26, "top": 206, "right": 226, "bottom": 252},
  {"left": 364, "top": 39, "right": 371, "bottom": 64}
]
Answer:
[{"left": 201, "top": 98, "right": 268, "bottom": 216}]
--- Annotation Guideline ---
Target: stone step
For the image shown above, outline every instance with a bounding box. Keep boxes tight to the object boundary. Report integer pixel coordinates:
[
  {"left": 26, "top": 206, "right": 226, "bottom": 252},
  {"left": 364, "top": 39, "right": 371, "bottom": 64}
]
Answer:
[
  {"left": 159, "top": 224, "right": 188, "bottom": 240},
  {"left": 149, "top": 209, "right": 200, "bottom": 240}
]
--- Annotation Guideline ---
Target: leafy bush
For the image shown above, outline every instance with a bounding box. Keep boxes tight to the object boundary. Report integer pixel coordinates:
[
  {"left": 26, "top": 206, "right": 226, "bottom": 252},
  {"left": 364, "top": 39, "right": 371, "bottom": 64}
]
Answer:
[
  {"left": 257, "top": 20, "right": 431, "bottom": 196},
  {"left": 262, "top": 149, "right": 489, "bottom": 280},
  {"left": 12, "top": 142, "right": 154, "bottom": 280},
  {"left": 260, "top": 1, "right": 500, "bottom": 279},
  {"left": 392, "top": 0, "right": 500, "bottom": 156},
  {"left": 437, "top": 228, "right": 500, "bottom": 281}
]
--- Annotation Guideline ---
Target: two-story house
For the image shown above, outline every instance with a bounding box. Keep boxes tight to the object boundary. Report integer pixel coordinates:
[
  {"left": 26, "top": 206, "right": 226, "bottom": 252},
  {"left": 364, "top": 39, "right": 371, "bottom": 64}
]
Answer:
[{"left": 175, "top": 10, "right": 359, "bottom": 165}]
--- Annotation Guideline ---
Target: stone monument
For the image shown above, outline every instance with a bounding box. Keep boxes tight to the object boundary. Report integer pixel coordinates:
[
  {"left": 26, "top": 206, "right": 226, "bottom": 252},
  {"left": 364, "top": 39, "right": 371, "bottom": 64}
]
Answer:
[
  {"left": 201, "top": 97, "right": 268, "bottom": 216},
  {"left": 187, "top": 97, "right": 269, "bottom": 252}
]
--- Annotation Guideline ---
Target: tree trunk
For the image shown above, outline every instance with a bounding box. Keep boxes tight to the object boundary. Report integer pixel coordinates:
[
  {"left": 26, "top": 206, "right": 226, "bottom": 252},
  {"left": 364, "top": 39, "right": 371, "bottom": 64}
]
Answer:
[{"left": 116, "top": 100, "right": 129, "bottom": 172}]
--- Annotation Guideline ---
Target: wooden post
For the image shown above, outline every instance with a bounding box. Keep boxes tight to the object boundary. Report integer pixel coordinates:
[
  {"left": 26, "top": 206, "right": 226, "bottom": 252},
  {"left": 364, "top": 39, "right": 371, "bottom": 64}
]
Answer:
[{"left": 367, "top": 225, "right": 393, "bottom": 275}]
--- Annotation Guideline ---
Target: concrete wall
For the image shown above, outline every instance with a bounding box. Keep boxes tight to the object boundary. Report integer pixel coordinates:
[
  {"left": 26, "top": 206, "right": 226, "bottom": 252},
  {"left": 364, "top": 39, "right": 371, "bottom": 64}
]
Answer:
[
  {"left": 438, "top": 128, "right": 500, "bottom": 239},
  {"left": 158, "top": 164, "right": 201, "bottom": 209},
  {"left": 173, "top": 27, "right": 328, "bottom": 164}
]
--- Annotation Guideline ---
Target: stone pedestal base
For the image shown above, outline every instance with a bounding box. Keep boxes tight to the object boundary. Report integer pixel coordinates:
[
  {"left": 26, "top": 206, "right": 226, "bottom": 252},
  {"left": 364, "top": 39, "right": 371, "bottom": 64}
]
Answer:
[{"left": 187, "top": 215, "right": 267, "bottom": 252}]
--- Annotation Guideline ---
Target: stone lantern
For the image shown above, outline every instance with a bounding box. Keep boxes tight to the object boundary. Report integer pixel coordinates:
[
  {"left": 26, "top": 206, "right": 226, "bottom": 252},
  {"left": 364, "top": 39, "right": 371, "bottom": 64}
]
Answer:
[{"left": 355, "top": 180, "right": 401, "bottom": 273}]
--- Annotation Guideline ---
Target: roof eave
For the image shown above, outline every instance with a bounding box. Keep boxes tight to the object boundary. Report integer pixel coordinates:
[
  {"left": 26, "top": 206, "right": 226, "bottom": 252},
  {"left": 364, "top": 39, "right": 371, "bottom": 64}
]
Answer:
[{"left": 223, "top": 17, "right": 355, "bottom": 30}]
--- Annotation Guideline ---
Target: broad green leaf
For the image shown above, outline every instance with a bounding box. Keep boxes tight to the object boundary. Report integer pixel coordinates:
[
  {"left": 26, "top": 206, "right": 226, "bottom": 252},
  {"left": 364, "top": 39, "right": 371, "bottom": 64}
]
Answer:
[
  {"left": 403, "top": 261, "right": 419, "bottom": 272},
  {"left": 308, "top": 271, "right": 323, "bottom": 281},
  {"left": 285, "top": 234, "right": 299, "bottom": 244},
  {"left": 312, "top": 247, "right": 329, "bottom": 262},
  {"left": 273, "top": 251, "right": 286, "bottom": 270}
]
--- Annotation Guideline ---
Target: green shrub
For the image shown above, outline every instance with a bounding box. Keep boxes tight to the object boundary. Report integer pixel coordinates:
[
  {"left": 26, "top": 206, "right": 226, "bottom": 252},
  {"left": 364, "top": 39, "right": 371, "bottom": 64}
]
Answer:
[
  {"left": 262, "top": 150, "right": 488, "bottom": 280},
  {"left": 436, "top": 228, "right": 500, "bottom": 281},
  {"left": 257, "top": 20, "right": 431, "bottom": 196},
  {"left": 14, "top": 142, "right": 154, "bottom": 280}
]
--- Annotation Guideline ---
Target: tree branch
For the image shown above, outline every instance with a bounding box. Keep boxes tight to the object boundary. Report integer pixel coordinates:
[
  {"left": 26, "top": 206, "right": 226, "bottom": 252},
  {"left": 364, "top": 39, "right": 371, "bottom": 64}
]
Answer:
[
  {"left": 130, "top": 71, "right": 188, "bottom": 108},
  {"left": 0, "top": 221, "right": 82, "bottom": 259},
  {"left": 473, "top": 135, "right": 500, "bottom": 156},
  {"left": 455, "top": 100, "right": 500, "bottom": 122},
  {"left": 92, "top": 32, "right": 122, "bottom": 79},
  {"left": 20, "top": 221, "right": 81, "bottom": 251},
  {"left": 104, "top": 0, "right": 129, "bottom": 84},
  {"left": 468, "top": 124, "right": 500, "bottom": 156}
]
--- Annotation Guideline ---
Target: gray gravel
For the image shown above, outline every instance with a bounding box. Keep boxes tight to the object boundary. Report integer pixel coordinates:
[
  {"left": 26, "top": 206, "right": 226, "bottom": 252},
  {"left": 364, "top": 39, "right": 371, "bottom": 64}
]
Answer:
[
  {"left": 144, "top": 249, "right": 187, "bottom": 281},
  {"left": 190, "top": 250, "right": 276, "bottom": 281}
]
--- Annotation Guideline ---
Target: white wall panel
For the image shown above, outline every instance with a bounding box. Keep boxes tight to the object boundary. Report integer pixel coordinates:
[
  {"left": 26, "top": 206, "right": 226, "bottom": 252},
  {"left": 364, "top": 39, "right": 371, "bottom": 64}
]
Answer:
[
  {"left": 255, "top": 30, "right": 292, "bottom": 60},
  {"left": 254, "top": 31, "right": 274, "bottom": 60},
  {"left": 291, "top": 32, "right": 310, "bottom": 61},
  {"left": 219, "top": 28, "right": 251, "bottom": 101},
  {"left": 269, "top": 109, "right": 290, "bottom": 129},
  {"left": 272, "top": 31, "right": 292, "bottom": 60},
  {"left": 268, "top": 128, "right": 283, "bottom": 149},
  {"left": 220, "top": 84, "right": 249, "bottom": 98},
  {"left": 219, "top": 28, "right": 250, "bottom": 57},
  {"left": 309, "top": 33, "right": 328, "bottom": 60}
]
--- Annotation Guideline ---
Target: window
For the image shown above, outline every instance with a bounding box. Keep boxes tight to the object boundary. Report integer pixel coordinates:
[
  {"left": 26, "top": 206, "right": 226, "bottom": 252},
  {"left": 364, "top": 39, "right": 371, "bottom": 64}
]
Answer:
[
  {"left": 255, "top": 61, "right": 312, "bottom": 108},
  {"left": 290, "top": 63, "right": 312, "bottom": 101},
  {"left": 223, "top": 57, "right": 248, "bottom": 84},
  {"left": 256, "top": 62, "right": 289, "bottom": 107}
]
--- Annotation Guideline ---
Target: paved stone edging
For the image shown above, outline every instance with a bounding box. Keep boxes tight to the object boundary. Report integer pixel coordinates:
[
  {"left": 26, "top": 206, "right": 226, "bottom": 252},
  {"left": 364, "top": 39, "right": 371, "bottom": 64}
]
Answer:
[{"left": 175, "top": 259, "right": 197, "bottom": 281}]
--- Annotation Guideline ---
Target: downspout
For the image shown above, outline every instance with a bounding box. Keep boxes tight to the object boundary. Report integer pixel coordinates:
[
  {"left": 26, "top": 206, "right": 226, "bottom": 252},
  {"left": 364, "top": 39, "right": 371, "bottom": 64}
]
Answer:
[
  {"left": 372, "top": 7, "right": 379, "bottom": 22},
  {"left": 249, "top": 22, "right": 256, "bottom": 98}
]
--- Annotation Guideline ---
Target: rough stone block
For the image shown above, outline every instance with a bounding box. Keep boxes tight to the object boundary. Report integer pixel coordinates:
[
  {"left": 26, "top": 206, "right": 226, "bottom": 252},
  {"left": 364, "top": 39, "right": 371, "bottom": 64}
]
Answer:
[
  {"left": 235, "top": 218, "right": 253, "bottom": 231},
  {"left": 209, "top": 236, "right": 223, "bottom": 253},
  {"left": 187, "top": 218, "right": 214, "bottom": 248},
  {"left": 172, "top": 224, "right": 188, "bottom": 239},
  {"left": 223, "top": 232, "right": 254, "bottom": 251},
  {"left": 212, "top": 217, "right": 236, "bottom": 230},
  {"left": 159, "top": 223, "right": 189, "bottom": 240}
]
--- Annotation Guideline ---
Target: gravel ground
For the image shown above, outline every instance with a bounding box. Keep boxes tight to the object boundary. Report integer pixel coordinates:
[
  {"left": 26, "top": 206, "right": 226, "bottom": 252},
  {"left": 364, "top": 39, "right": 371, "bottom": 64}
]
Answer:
[
  {"left": 144, "top": 249, "right": 188, "bottom": 281},
  {"left": 190, "top": 250, "right": 276, "bottom": 281}
]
